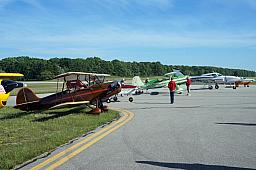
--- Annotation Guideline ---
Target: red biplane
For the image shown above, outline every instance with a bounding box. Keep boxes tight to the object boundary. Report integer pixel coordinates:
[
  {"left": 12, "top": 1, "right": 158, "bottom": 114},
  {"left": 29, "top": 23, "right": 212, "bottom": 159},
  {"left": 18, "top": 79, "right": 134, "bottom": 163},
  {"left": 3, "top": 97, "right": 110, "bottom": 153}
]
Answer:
[{"left": 14, "top": 72, "right": 121, "bottom": 114}]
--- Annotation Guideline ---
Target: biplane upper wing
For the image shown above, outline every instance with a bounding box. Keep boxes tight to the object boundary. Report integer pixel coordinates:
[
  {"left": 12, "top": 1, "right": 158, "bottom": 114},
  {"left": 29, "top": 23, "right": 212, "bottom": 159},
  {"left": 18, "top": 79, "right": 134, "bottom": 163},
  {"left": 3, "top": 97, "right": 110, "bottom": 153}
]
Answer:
[
  {"left": 49, "top": 101, "right": 90, "bottom": 110},
  {"left": 0, "top": 73, "right": 24, "bottom": 79}
]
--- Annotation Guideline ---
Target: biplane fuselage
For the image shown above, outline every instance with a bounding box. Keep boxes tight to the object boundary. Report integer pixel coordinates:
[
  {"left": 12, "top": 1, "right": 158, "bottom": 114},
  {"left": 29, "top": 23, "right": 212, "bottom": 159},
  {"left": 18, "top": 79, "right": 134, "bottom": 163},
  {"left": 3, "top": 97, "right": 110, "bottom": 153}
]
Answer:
[{"left": 15, "top": 81, "right": 121, "bottom": 111}]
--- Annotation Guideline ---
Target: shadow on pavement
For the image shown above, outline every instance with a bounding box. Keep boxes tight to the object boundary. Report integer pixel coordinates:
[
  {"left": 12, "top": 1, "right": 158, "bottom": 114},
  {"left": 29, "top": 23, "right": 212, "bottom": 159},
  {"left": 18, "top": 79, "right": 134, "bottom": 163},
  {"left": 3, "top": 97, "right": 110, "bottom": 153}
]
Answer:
[
  {"left": 216, "top": 123, "right": 256, "bottom": 126},
  {"left": 128, "top": 106, "right": 200, "bottom": 111},
  {"left": 136, "top": 161, "right": 256, "bottom": 170}
]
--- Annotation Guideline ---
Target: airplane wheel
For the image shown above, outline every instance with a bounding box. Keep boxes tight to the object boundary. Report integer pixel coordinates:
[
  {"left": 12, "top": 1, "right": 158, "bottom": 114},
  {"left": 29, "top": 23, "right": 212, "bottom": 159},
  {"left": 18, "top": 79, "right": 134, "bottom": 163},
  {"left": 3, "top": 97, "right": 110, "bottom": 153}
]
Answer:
[
  {"left": 209, "top": 85, "right": 213, "bottom": 90},
  {"left": 113, "top": 96, "right": 118, "bottom": 102},
  {"left": 106, "top": 99, "right": 111, "bottom": 103},
  {"left": 247, "top": 85, "right": 249, "bottom": 87},
  {"left": 88, "top": 108, "right": 101, "bottom": 114},
  {"left": 215, "top": 84, "right": 219, "bottom": 89},
  {"left": 233, "top": 86, "right": 236, "bottom": 89},
  {"left": 129, "top": 97, "right": 134, "bottom": 102},
  {"left": 101, "top": 106, "right": 108, "bottom": 112}
]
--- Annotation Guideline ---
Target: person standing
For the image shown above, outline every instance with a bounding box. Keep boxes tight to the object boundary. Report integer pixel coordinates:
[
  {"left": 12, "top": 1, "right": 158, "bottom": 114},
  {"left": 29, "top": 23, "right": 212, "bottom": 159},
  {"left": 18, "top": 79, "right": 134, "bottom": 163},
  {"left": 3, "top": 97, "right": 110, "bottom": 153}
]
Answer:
[
  {"left": 168, "top": 77, "right": 176, "bottom": 104},
  {"left": 186, "top": 77, "right": 192, "bottom": 95}
]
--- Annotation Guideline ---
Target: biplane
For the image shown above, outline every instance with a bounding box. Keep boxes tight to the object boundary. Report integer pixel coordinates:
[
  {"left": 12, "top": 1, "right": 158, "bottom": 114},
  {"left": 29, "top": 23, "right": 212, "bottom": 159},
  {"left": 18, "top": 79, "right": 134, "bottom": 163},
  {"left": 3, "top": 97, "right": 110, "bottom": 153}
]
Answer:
[
  {"left": 14, "top": 72, "right": 121, "bottom": 114},
  {"left": 0, "top": 73, "right": 25, "bottom": 108}
]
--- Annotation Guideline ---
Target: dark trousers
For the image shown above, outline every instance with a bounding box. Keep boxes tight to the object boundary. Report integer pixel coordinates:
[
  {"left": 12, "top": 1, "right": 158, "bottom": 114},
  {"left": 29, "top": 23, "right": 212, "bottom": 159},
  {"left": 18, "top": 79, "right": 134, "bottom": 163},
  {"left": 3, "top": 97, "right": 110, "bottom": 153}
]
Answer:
[
  {"left": 187, "top": 86, "right": 190, "bottom": 93},
  {"left": 170, "top": 91, "right": 175, "bottom": 104}
]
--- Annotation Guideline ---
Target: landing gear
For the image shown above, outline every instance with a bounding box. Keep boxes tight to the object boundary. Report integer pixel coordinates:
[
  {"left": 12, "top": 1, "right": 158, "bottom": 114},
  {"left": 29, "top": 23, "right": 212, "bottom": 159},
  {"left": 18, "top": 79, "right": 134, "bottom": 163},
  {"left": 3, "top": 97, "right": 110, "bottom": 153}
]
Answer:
[
  {"left": 129, "top": 97, "right": 134, "bottom": 102},
  {"left": 88, "top": 99, "right": 106, "bottom": 114},
  {"left": 113, "top": 96, "right": 118, "bottom": 102},
  {"left": 215, "top": 84, "right": 219, "bottom": 89},
  {"left": 135, "top": 90, "right": 143, "bottom": 95},
  {"left": 209, "top": 85, "right": 213, "bottom": 90},
  {"left": 88, "top": 108, "right": 101, "bottom": 114},
  {"left": 233, "top": 86, "right": 236, "bottom": 89}
]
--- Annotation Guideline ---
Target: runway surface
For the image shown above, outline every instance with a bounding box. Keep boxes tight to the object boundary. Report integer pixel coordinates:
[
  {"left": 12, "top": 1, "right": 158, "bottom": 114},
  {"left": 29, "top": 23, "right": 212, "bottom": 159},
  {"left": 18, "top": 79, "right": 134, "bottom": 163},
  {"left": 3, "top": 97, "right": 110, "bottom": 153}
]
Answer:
[{"left": 13, "top": 85, "right": 256, "bottom": 170}]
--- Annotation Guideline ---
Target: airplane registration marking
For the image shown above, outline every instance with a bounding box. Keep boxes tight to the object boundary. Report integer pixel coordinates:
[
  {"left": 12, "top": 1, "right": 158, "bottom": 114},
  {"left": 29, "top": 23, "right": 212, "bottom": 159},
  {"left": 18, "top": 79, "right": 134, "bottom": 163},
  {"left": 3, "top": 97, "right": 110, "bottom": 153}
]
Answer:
[{"left": 30, "top": 109, "right": 134, "bottom": 170}]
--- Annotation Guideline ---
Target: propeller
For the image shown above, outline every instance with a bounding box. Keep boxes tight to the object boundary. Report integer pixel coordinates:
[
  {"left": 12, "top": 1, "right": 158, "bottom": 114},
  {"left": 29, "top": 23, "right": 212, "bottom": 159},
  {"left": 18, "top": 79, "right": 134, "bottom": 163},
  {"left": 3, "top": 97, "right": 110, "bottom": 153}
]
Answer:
[{"left": 1, "top": 80, "right": 25, "bottom": 93}]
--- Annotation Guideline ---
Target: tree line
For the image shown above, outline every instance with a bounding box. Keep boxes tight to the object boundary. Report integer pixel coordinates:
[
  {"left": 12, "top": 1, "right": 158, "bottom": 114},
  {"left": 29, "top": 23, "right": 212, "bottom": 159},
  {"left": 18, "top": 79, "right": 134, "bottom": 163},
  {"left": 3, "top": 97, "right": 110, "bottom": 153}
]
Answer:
[{"left": 0, "top": 56, "right": 255, "bottom": 80}]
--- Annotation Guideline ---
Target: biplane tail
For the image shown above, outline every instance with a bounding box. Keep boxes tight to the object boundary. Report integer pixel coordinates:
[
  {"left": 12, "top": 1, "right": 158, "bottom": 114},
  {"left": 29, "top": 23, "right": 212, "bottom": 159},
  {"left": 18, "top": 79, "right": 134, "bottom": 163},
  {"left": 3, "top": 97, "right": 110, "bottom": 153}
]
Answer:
[{"left": 15, "top": 87, "right": 40, "bottom": 111}]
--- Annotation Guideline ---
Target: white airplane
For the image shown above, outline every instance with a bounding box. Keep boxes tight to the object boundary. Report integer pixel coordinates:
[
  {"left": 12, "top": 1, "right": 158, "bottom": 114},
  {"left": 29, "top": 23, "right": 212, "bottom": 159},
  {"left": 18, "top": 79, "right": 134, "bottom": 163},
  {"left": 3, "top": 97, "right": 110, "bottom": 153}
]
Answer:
[{"left": 191, "top": 72, "right": 242, "bottom": 89}]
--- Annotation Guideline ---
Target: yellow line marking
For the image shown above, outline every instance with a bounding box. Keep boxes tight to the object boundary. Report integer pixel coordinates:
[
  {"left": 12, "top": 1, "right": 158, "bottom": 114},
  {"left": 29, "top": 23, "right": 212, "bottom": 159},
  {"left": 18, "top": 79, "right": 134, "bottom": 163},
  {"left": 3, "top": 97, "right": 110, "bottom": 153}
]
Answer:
[
  {"left": 30, "top": 109, "right": 134, "bottom": 170},
  {"left": 45, "top": 110, "right": 134, "bottom": 170}
]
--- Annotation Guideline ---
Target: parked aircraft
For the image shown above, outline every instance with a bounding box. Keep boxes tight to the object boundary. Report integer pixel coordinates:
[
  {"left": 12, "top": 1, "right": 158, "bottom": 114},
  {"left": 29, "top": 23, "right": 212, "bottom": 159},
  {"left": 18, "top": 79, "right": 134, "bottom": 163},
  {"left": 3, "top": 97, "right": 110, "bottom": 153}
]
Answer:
[
  {"left": 0, "top": 73, "right": 25, "bottom": 108},
  {"left": 14, "top": 72, "right": 121, "bottom": 114},
  {"left": 238, "top": 77, "right": 255, "bottom": 87},
  {"left": 132, "top": 70, "right": 188, "bottom": 94},
  {"left": 191, "top": 72, "right": 242, "bottom": 89}
]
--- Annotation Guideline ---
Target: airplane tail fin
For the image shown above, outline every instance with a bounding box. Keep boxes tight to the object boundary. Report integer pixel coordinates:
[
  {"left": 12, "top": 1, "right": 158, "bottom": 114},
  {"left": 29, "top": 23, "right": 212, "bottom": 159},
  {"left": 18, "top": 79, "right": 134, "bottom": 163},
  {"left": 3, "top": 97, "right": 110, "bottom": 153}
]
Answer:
[
  {"left": 15, "top": 87, "right": 40, "bottom": 111},
  {"left": 132, "top": 76, "right": 145, "bottom": 87}
]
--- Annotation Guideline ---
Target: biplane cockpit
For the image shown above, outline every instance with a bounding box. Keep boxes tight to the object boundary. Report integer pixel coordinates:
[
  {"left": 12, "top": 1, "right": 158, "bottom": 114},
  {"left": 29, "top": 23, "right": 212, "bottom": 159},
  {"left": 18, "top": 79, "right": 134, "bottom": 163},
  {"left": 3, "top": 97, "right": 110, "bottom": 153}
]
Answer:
[{"left": 66, "top": 80, "right": 87, "bottom": 90}]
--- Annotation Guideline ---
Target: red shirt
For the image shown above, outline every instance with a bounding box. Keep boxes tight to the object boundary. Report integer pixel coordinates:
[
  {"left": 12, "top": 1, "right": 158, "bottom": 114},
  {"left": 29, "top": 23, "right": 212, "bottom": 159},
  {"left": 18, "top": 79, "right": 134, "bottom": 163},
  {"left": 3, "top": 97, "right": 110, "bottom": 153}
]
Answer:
[
  {"left": 186, "top": 79, "right": 192, "bottom": 86},
  {"left": 168, "top": 80, "right": 176, "bottom": 92}
]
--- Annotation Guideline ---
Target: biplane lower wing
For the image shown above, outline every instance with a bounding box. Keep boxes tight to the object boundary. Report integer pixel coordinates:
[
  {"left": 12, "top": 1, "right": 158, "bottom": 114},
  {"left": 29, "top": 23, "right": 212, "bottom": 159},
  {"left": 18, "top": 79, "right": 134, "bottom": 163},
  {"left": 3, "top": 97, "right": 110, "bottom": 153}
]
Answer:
[{"left": 49, "top": 101, "right": 90, "bottom": 110}]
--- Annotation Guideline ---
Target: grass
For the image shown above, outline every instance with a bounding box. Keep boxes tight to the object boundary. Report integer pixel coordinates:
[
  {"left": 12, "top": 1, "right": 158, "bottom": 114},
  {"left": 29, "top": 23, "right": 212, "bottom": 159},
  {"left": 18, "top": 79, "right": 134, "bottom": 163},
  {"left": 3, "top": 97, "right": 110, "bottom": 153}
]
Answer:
[{"left": 0, "top": 106, "right": 120, "bottom": 169}]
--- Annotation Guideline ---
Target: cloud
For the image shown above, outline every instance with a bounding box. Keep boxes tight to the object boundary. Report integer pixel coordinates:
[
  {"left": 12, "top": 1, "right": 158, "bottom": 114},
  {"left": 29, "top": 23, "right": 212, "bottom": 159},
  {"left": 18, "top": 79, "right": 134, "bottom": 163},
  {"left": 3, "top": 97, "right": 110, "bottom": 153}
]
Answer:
[{"left": 1, "top": 25, "right": 256, "bottom": 49}]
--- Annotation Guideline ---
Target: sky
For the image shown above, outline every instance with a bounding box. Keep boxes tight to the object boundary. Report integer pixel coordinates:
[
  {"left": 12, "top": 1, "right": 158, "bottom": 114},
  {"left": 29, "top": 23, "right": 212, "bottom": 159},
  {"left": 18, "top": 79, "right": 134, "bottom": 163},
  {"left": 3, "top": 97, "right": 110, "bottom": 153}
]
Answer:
[{"left": 0, "top": 0, "right": 256, "bottom": 71}]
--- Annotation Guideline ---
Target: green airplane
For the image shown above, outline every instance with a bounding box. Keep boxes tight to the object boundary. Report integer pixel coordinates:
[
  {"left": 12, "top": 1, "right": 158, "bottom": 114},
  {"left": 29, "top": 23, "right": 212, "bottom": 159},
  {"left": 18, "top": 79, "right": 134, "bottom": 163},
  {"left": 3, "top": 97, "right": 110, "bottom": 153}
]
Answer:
[{"left": 132, "top": 70, "right": 189, "bottom": 93}]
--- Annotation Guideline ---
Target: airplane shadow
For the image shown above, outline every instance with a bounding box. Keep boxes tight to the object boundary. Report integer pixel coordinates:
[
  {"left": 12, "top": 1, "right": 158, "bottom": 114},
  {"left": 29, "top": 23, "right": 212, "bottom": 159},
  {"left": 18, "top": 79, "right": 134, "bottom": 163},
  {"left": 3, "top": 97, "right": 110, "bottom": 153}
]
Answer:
[
  {"left": 191, "top": 88, "right": 211, "bottom": 91},
  {"left": 33, "top": 107, "right": 87, "bottom": 122},
  {"left": 216, "top": 123, "right": 256, "bottom": 126},
  {"left": 128, "top": 106, "right": 200, "bottom": 111},
  {"left": 134, "top": 102, "right": 174, "bottom": 105},
  {"left": 0, "top": 110, "right": 34, "bottom": 120},
  {"left": 136, "top": 161, "right": 256, "bottom": 170}
]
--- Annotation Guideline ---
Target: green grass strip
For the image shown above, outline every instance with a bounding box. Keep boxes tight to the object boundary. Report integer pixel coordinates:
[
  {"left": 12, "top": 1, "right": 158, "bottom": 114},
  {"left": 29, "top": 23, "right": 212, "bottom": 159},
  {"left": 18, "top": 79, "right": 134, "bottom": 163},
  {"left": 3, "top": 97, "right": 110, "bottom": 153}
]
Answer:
[{"left": 0, "top": 107, "right": 120, "bottom": 169}]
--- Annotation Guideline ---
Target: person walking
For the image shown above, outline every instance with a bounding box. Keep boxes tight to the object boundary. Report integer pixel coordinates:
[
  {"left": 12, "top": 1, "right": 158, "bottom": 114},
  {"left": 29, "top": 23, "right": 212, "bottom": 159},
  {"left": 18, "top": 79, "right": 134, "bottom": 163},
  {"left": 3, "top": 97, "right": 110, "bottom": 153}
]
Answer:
[
  {"left": 168, "top": 77, "right": 176, "bottom": 104},
  {"left": 186, "top": 77, "right": 192, "bottom": 95}
]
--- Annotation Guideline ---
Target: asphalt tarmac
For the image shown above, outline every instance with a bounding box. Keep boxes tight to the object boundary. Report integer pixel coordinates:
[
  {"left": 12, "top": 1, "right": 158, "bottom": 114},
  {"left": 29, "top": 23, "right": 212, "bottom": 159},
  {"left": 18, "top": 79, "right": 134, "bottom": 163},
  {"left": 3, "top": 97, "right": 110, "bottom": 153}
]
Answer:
[{"left": 14, "top": 85, "right": 256, "bottom": 170}]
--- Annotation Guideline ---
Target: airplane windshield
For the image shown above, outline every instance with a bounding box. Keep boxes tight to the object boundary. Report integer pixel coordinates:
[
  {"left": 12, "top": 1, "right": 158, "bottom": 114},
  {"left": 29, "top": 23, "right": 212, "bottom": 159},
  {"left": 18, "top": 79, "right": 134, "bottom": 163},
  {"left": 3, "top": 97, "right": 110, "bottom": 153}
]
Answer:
[{"left": 174, "top": 71, "right": 184, "bottom": 77}]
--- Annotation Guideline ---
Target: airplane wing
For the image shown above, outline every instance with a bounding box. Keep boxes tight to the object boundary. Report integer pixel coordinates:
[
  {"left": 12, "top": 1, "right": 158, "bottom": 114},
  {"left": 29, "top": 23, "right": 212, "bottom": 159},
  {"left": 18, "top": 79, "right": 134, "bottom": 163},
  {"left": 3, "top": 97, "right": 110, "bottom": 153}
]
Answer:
[
  {"left": 49, "top": 101, "right": 90, "bottom": 110},
  {"left": 191, "top": 75, "right": 215, "bottom": 84},
  {"left": 0, "top": 73, "right": 24, "bottom": 79}
]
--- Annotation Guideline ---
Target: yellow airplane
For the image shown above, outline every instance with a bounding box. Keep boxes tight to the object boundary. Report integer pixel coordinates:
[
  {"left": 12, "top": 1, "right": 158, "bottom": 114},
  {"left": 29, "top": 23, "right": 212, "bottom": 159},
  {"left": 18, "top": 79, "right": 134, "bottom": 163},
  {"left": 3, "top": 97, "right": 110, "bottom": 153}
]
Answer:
[{"left": 0, "top": 73, "right": 25, "bottom": 108}]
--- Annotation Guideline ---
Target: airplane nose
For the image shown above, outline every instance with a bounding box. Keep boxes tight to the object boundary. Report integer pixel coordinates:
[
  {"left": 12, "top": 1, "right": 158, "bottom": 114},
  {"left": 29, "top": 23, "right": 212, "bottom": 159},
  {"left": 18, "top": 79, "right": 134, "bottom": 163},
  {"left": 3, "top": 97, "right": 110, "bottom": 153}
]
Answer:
[
  {"left": 109, "top": 81, "right": 121, "bottom": 90},
  {"left": 1, "top": 80, "right": 25, "bottom": 93}
]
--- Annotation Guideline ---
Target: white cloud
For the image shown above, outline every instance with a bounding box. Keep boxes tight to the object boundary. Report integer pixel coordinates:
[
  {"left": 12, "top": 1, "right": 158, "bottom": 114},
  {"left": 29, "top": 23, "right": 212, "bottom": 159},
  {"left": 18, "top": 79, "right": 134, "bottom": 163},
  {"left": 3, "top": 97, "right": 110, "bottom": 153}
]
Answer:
[{"left": 1, "top": 26, "right": 256, "bottom": 49}]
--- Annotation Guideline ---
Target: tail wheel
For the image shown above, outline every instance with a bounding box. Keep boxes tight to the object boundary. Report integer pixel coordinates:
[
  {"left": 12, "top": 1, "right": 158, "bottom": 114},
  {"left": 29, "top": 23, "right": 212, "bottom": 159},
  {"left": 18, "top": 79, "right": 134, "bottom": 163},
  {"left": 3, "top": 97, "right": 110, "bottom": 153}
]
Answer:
[{"left": 129, "top": 97, "right": 134, "bottom": 102}]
